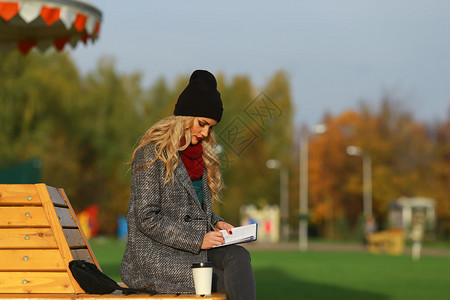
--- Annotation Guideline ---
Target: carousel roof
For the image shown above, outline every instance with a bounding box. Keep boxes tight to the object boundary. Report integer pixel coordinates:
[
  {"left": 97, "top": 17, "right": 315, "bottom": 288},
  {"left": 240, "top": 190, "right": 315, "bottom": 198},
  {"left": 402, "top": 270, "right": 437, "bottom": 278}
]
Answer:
[{"left": 0, "top": 0, "right": 102, "bottom": 54}]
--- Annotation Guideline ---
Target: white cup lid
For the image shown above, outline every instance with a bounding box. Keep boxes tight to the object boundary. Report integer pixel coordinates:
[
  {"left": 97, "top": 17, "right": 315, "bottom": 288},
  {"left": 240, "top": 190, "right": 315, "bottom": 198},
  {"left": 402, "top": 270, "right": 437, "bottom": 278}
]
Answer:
[{"left": 192, "top": 262, "right": 213, "bottom": 268}]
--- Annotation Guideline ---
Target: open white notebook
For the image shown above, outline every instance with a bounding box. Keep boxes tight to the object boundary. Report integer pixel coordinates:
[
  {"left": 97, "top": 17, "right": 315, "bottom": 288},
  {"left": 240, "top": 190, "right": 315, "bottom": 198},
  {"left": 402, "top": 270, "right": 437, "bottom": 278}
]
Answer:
[{"left": 213, "top": 223, "right": 258, "bottom": 248}]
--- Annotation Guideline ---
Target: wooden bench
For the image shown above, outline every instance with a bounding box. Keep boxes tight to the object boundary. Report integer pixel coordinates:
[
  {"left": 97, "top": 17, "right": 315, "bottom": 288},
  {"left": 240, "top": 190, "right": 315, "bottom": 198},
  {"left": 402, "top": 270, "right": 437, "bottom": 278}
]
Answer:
[
  {"left": 0, "top": 184, "right": 226, "bottom": 299},
  {"left": 0, "top": 293, "right": 226, "bottom": 299}
]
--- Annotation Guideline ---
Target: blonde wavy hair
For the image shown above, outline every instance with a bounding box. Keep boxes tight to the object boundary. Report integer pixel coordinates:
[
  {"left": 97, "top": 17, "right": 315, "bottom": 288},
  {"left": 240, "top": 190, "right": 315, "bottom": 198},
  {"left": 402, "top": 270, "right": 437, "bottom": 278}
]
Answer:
[{"left": 132, "top": 115, "right": 224, "bottom": 202}]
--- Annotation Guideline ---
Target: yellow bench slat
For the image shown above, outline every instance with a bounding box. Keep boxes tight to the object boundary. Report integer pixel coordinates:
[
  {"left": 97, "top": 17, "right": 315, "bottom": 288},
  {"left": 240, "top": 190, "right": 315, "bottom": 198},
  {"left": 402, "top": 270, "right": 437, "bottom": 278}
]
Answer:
[
  {"left": 0, "top": 185, "right": 41, "bottom": 206},
  {"left": 0, "top": 249, "right": 65, "bottom": 271},
  {"left": 0, "top": 228, "right": 57, "bottom": 248},
  {"left": 0, "top": 272, "right": 74, "bottom": 293},
  {"left": 0, "top": 207, "right": 50, "bottom": 227}
]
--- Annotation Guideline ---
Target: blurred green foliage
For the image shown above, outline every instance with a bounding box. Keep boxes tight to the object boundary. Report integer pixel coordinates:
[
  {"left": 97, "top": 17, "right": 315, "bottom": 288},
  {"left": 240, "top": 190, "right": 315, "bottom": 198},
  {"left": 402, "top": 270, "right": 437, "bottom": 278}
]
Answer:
[{"left": 0, "top": 51, "right": 293, "bottom": 232}]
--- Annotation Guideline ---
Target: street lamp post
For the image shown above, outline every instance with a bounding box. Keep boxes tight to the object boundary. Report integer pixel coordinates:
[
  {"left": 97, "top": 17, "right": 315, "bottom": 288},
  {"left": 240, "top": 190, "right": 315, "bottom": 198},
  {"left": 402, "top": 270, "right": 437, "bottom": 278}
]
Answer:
[
  {"left": 346, "top": 146, "right": 373, "bottom": 218},
  {"left": 266, "top": 159, "right": 289, "bottom": 241},
  {"left": 299, "top": 124, "right": 326, "bottom": 251}
]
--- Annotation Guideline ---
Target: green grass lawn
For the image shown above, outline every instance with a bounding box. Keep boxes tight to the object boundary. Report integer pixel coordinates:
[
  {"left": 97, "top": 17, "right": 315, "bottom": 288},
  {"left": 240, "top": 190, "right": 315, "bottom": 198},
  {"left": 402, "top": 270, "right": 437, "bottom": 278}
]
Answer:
[{"left": 90, "top": 238, "right": 450, "bottom": 300}]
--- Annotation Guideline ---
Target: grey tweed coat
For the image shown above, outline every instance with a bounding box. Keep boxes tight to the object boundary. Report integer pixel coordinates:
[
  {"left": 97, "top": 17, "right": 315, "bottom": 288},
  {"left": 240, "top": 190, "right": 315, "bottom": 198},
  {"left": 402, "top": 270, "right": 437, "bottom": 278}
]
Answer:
[{"left": 120, "top": 143, "right": 224, "bottom": 293}]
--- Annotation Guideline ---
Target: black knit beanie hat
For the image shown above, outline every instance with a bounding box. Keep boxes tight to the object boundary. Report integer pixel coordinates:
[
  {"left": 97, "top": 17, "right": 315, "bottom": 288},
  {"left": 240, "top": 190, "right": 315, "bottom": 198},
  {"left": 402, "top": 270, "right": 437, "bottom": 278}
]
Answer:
[{"left": 174, "top": 70, "right": 223, "bottom": 122}]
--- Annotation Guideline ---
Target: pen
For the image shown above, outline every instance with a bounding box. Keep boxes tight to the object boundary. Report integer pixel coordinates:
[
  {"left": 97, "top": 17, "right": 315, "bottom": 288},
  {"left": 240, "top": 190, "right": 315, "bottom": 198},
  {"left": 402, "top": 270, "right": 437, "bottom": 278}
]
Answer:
[{"left": 207, "top": 219, "right": 217, "bottom": 232}]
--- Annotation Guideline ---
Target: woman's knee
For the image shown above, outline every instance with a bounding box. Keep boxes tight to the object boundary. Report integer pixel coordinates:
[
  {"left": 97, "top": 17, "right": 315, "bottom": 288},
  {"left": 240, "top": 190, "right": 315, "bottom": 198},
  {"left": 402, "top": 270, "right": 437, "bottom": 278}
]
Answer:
[{"left": 227, "top": 245, "right": 251, "bottom": 262}]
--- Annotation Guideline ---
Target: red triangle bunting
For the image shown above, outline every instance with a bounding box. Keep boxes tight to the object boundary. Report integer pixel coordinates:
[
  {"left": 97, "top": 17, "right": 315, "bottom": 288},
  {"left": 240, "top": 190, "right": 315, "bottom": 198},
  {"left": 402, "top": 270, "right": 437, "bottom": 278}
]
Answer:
[
  {"left": 54, "top": 37, "right": 69, "bottom": 51},
  {"left": 94, "top": 21, "right": 100, "bottom": 35},
  {"left": 81, "top": 33, "right": 89, "bottom": 44},
  {"left": 40, "top": 6, "right": 60, "bottom": 26},
  {"left": 74, "top": 13, "right": 87, "bottom": 32},
  {"left": 18, "top": 40, "right": 37, "bottom": 55},
  {"left": 0, "top": 2, "right": 19, "bottom": 21}
]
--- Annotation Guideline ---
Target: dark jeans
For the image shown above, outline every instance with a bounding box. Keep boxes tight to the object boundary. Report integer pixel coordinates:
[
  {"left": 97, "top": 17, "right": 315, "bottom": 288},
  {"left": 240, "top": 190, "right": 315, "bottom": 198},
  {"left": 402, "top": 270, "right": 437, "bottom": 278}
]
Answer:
[{"left": 207, "top": 245, "right": 256, "bottom": 300}]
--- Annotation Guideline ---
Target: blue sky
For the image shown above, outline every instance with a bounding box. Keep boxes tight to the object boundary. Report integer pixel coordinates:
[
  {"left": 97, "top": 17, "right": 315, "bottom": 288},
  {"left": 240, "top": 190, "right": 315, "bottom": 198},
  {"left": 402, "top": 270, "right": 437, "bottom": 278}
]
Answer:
[{"left": 72, "top": 0, "right": 450, "bottom": 126}]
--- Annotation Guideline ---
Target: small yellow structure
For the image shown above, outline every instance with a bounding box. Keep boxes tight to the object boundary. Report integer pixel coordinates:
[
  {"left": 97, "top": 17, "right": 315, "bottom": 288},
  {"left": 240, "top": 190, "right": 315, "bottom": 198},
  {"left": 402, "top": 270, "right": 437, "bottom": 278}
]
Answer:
[{"left": 366, "top": 229, "right": 405, "bottom": 255}]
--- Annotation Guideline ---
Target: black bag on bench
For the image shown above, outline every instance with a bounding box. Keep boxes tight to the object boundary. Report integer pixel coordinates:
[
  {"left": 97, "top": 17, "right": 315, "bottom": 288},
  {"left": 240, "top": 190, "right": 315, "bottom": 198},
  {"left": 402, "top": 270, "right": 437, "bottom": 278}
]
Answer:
[{"left": 69, "top": 260, "right": 157, "bottom": 295}]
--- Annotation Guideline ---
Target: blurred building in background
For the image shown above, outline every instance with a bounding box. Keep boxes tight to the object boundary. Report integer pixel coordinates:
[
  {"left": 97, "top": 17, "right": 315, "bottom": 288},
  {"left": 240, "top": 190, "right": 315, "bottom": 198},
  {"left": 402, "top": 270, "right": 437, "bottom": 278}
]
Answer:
[
  {"left": 240, "top": 204, "right": 280, "bottom": 243},
  {"left": 389, "top": 197, "right": 436, "bottom": 240}
]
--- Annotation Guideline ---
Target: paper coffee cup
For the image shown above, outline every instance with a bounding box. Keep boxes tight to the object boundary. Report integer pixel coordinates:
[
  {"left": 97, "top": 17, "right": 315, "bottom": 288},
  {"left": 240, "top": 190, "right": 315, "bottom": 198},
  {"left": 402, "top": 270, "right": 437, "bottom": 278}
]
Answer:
[{"left": 191, "top": 262, "right": 213, "bottom": 296}]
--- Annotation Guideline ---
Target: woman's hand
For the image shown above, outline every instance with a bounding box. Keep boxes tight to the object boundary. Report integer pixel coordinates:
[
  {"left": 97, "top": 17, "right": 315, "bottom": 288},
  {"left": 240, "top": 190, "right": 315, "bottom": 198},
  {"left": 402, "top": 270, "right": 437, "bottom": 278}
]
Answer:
[
  {"left": 215, "top": 221, "right": 234, "bottom": 234},
  {"left": 201, "top": 231, "right": 224, "bottom": 249}
]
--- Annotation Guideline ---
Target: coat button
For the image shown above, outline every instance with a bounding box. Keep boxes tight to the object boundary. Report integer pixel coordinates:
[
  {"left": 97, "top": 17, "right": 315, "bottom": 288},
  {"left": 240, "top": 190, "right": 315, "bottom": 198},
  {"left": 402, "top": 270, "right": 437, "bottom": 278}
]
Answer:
[{"left": 184, "top": 215, "right": 192, "bottom": 222}]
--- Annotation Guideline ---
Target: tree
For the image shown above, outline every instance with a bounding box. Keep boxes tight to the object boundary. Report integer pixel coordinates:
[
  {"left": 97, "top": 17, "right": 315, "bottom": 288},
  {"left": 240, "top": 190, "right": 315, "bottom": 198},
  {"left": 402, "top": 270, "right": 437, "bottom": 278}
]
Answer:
[
  {"left": 428, "top": 110, "right": 450, "bottom": 236},
  {"left": 214, "top": 71, "right": 294, "bottom": 224},
  {"left": 308, "top": 95, "right": 434, "bottom": 238}
]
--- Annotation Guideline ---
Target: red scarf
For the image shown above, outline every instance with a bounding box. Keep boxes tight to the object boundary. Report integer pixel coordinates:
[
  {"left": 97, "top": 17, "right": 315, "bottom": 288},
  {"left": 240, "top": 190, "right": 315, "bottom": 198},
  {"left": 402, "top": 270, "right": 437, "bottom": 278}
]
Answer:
[{"left": 180, "top": 140, "right": 204, "bottom": 180}]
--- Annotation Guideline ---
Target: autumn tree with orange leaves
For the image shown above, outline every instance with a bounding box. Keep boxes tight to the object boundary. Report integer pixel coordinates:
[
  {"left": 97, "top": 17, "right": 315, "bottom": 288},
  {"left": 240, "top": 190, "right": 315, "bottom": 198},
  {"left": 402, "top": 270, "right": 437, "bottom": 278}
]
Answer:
[{"left": 306, "top": 96, "right": 450, "bottom": 238}]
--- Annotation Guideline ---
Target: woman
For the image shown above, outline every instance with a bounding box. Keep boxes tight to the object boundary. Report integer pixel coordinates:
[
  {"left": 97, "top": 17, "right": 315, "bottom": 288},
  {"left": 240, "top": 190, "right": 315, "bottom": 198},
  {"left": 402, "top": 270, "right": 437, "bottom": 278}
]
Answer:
[{"left": 120, "top": 70, "right": 256, "bottom": 300}]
